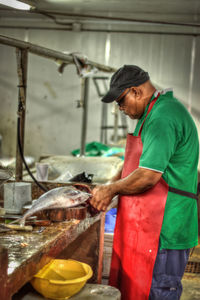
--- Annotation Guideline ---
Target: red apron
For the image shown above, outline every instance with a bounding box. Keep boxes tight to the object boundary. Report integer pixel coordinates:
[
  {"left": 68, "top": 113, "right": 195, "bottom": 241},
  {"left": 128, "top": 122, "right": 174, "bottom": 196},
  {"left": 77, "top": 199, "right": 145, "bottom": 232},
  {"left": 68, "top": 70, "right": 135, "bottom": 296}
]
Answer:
[{"left": 109, "top": 95, "right": 169, "bottom": 300}]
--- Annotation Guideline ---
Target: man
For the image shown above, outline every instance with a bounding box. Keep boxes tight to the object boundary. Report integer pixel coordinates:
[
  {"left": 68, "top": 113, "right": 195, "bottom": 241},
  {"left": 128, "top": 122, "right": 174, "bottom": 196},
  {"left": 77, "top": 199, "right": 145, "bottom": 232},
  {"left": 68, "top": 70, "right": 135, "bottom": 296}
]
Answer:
[{"left": 90, "top": 65, "right": 199, "bottom": 300}]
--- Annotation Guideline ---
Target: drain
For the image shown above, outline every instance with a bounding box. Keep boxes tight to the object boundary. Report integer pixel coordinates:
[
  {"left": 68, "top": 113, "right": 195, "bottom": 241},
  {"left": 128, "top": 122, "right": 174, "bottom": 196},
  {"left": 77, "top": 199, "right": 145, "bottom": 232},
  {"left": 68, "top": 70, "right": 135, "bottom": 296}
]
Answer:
[{"left": 185, "top": 261, "right": 200, "bottom": 273}]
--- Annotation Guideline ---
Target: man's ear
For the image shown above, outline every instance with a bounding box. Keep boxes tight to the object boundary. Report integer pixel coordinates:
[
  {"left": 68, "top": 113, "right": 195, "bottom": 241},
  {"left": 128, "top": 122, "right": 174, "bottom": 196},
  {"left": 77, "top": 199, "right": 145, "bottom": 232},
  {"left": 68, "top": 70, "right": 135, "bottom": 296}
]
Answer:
[{"left": 131, "top": 87, "right": 142, "bottom": 98}]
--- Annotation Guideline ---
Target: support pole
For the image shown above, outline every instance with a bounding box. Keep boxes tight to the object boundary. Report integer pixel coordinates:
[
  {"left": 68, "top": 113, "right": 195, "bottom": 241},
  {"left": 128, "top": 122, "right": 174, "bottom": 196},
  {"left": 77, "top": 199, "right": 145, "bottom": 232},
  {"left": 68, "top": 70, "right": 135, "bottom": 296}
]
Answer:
[
  {"left": 101, "top": 103, "right": 108, "bottom": 144},
  {"left": 97, "top": 212, "right": 106, "bottom": 284},
  {"left": 15, "top": 48, "right": 28, "bottom": 181},
  {"left": 188, "top": 37, "right": 196, "bottom": 113},
  {"left": 80, "top": 77, "right": 89, "bottom": 156},
  {"left": 113, "top": 103, "right": 119, "bottom": 144},
  {"left": 0, "top": 247, "right": 9, "bottom": 300}
]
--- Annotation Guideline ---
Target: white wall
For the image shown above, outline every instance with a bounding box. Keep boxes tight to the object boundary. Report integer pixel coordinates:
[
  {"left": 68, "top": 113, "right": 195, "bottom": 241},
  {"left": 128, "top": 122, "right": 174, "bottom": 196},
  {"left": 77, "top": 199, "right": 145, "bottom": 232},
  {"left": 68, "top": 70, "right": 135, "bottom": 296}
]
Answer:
[{"left": 0, "top": 28, "right": 199, "bottom": 159}]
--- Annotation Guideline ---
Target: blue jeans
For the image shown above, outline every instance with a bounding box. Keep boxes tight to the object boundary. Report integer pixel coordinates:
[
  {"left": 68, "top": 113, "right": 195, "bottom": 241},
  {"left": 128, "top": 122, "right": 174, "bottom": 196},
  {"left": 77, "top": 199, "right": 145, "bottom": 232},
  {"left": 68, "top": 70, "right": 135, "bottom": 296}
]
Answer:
[{"left": 149, "top": 246, "right": 190, "bottom": 300}]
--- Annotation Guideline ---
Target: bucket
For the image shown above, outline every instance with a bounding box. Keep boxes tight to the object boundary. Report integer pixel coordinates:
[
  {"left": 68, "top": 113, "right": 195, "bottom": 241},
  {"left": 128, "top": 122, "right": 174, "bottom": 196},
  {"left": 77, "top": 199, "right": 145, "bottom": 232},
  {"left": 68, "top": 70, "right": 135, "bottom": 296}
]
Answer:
[{"left": 31, "top": 259, "right": 93, "bottom": 299}]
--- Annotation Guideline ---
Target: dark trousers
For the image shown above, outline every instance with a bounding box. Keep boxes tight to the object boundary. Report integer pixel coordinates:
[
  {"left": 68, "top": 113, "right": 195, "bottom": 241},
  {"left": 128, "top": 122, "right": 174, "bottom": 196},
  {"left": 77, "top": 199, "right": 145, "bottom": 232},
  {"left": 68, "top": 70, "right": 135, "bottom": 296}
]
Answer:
[{"left": 149, "top": 246, "right": 190, "bottom": 300}]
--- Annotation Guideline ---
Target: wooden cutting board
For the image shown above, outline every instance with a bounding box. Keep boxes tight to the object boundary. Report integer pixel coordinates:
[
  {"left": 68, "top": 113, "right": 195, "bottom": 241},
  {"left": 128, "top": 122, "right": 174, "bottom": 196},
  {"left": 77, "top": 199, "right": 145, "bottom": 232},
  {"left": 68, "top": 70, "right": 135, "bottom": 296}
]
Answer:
[{"left": 34, "top": 205, "right": 87, "bottom": 222}]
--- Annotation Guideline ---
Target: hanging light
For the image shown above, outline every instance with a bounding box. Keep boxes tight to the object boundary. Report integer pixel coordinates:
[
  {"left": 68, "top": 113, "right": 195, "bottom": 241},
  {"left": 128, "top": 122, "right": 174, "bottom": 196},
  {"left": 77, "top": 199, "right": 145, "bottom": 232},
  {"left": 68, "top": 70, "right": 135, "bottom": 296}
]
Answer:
[{"left": 0, "top": 0, "right": 31, "bottom": 10}]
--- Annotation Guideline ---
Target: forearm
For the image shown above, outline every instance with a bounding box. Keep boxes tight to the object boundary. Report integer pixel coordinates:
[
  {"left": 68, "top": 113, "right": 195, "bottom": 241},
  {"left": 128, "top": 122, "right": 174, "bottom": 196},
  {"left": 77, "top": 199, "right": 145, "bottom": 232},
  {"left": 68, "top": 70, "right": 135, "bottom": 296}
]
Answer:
[
  {"left": 90, "top": 167, "right": 162, "bottom": 211},
  {"left": 108, "top": 167, "right": 162, "bottom": 196}
]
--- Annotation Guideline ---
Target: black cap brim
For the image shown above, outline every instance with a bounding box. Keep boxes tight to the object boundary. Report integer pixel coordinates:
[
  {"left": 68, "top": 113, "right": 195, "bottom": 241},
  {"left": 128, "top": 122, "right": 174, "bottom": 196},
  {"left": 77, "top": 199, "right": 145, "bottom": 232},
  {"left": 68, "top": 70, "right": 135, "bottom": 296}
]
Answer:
[{"left": 101, "top": 87, "right": 125, "bottom": 103}]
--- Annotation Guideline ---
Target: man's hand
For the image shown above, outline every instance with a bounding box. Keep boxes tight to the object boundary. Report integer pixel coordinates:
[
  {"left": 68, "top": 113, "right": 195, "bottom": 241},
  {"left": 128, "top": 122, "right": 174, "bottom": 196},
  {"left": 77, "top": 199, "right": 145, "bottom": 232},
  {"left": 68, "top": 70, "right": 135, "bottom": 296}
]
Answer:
[
  {"left": 89, "top": 167, "right": 162, "bottom": 212},
  {"left": 90, "top": 184, "right": 116, "bottom": 212}
]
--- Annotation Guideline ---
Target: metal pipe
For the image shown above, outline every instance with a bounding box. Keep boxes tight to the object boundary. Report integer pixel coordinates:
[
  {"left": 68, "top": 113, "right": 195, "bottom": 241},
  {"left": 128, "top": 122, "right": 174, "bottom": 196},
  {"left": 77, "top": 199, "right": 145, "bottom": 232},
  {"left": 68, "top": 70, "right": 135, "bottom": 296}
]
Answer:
[
  {"left": 34, "top": 9, "right": 200, "bottom": 28},
  {"left": 102, "top": 80, "right": 108, "bottom": 144},
  {"left": 113, "top": 104, "right": 119, "bottom": 144},
  {"left": 101, "top": 103, "right": 108, "bottom": 144},
  {"left": 0, "top": 25, "right": 199, "bottom": 36},
  {"left": 0, "top": 34, "right": 116, "bottom": 73},
  {"left": 0, "top": 135, "right": 2, "bottom": 158},
  {"left": 15, "top": 48, "right": 28, "bottom": 181},
  {"left": 80, "top": 77, "right": 89, "bottom": 156},
  {"left": 2, "top": 8, "right": 200, "bottom": 29}
]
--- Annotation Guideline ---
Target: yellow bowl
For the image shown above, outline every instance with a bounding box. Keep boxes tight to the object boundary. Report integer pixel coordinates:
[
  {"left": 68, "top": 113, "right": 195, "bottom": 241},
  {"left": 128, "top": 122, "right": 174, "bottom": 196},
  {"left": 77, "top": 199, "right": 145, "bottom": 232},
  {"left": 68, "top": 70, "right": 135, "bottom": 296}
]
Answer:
[{"left": 30, "top": 259, "right": 93, "bottom": 299}]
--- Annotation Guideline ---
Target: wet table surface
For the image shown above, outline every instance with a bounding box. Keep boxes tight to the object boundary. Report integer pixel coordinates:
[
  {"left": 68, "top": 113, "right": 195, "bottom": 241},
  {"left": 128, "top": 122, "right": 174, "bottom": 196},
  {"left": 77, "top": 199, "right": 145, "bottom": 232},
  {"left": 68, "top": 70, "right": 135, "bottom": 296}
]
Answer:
[{"left": 0, "top": 215, "right": 100, "bottom": 300}]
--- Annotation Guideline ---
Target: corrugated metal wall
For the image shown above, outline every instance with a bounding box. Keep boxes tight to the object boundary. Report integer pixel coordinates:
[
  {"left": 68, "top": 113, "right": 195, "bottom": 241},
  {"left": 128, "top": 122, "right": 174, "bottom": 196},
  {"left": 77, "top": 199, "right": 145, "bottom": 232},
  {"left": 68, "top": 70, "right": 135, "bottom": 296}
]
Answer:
[{"left": 0, "top": 28, "right": 199, "bottom": 159}]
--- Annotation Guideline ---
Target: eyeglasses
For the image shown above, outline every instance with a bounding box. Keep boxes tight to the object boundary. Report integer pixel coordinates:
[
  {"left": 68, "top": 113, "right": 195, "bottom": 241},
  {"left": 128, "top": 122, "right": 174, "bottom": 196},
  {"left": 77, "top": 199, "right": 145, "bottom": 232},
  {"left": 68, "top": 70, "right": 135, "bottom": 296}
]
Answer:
[{"left": 116, "top": 88, "right": 131, "bottom": 107}]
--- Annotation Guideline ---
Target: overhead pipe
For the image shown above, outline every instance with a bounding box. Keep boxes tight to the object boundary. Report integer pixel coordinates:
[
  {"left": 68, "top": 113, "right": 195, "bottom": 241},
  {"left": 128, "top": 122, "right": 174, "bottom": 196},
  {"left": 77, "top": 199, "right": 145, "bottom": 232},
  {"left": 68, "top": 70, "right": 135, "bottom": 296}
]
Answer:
[
  {"left": 34, "top": 9, "right": 200, "bottom": 28},
  {"left": 2, "top": 8, "right": 200, "bottom": 28},
  {"left": 0, "top": 25, "right": 199, "bottom": 36}
]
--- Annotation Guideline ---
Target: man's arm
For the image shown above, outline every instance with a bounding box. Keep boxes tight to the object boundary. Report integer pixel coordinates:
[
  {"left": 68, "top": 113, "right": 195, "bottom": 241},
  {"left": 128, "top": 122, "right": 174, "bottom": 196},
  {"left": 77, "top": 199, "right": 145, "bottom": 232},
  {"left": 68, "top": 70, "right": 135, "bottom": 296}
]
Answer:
[{"left": 90, "top": 167, "right": 162, "bottom": 211}]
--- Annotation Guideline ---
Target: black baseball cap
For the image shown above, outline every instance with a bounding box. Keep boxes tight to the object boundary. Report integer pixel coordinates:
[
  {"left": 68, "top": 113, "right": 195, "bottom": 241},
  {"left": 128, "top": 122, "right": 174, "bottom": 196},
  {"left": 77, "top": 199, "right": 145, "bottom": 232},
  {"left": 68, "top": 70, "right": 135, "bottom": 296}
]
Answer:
[{"left": 102, "top": 65, "right": 150, "bottom": 103}]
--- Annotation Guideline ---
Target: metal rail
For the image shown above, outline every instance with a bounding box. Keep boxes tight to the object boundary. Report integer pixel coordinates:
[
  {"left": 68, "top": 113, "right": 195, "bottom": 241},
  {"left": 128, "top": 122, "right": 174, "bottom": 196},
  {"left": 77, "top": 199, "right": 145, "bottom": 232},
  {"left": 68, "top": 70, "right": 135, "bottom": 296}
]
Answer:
[
  {"left": 0, "top": 34, "right": 116, "bottom": 178},
  {"left": 0, "top": 34, "right": 116, "bottom": 73}
]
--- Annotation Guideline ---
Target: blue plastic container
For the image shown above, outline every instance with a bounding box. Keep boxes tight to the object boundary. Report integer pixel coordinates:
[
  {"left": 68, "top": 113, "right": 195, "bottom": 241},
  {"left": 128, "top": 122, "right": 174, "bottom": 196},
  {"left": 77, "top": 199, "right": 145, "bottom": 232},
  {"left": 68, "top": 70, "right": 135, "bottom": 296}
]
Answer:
[{"left": 105, "top": 208, "right": 117, "bottom": 233}]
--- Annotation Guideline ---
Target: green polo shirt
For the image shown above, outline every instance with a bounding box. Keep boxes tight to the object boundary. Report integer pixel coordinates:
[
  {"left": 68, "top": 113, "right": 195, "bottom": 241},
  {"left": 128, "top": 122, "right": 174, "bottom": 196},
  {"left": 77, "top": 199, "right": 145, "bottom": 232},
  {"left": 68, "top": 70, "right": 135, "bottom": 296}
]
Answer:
[{"left": 133, "top": 89, "right": 199, "bottom": 249}]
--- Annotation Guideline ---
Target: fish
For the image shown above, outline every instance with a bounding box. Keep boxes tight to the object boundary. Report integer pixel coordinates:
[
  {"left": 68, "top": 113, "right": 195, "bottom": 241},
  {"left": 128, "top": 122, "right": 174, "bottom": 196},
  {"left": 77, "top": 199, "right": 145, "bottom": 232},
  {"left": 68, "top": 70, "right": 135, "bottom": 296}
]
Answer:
[{"left": 15, "top": 186, "right": 91, "bottom": 226}]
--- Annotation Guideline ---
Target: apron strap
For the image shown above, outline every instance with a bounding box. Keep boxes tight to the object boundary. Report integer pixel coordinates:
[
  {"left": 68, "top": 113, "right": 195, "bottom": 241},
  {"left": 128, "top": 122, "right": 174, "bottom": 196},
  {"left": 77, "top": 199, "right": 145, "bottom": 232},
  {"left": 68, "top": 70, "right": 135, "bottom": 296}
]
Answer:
[
  {"left": 138, "top": 92, "right": 160, "bottom": 136},
  {"left": 169, "top": 184, "right": 200, "bottom": 200}
]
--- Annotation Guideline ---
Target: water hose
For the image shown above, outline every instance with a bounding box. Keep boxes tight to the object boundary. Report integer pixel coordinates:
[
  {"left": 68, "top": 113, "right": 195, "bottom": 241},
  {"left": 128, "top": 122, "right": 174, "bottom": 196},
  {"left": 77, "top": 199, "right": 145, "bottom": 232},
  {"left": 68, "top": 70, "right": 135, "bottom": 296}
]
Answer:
[{"left": 17, "top": 117, "right": 48, "bottom": 192}]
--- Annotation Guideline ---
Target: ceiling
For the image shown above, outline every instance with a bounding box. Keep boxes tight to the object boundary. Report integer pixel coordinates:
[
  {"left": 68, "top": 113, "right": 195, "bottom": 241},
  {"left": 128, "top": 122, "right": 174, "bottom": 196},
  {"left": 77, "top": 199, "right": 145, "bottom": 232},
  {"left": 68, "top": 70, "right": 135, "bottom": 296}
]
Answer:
[{"left": 1, "top": 0, "right": 200, "bottom": 34}]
